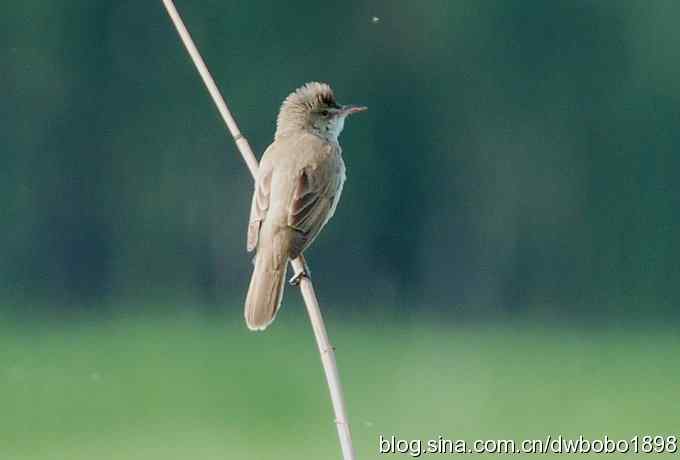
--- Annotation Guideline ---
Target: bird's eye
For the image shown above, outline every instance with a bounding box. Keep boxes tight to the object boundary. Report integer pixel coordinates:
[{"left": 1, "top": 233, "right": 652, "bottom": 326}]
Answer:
[{"left": 320, "top": 110, "right": 329, "bottom": 117}]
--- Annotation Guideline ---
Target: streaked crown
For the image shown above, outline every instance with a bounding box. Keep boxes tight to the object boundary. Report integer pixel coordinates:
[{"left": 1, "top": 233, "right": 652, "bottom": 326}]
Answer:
[{"left": 276, "top": 82, "right": 340, "bottom": 139}]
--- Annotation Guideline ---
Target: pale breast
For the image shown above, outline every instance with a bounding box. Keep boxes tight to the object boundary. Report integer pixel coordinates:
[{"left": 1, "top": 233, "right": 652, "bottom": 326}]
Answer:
[{"left": 324, "top": 145, "right": 346, "bottom": 225}]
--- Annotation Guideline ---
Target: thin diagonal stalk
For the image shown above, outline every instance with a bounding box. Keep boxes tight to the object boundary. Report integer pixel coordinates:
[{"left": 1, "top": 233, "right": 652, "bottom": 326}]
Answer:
[{"left": 161, "top": 2, "right": 356, "bottom": 459}]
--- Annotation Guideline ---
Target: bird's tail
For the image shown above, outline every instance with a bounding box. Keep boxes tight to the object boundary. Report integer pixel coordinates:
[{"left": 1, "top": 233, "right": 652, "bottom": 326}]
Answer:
[{"left": 244, "top": 242, "right": 287, "bottom": 331}]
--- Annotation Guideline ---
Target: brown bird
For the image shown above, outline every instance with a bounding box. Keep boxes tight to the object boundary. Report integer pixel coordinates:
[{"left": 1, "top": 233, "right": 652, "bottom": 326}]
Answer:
[{"left": 244, "top": 82, "right": 366, "bottom": 331}]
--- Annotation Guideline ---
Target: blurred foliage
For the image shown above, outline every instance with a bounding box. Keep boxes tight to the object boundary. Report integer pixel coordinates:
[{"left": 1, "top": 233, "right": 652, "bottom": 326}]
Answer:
[
  {"left": 1, "top": 311, "right": 679, "bottom": 458},
  {"left": 1, "top": 1, "right": 679, "bottom": 315}
]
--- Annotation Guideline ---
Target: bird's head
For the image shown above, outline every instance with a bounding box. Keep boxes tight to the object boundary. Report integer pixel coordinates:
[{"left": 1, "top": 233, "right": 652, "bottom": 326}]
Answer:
[{"left": 275, "top": 82, "right": 366, "bottom": 141}]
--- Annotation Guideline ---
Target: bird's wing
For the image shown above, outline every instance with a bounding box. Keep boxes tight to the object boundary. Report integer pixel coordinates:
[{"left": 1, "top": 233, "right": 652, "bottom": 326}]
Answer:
[
  {"left": 287, "top": 164, "right": 339, "bottom": 259},
  {"left": 247, "top": 164, "right": 273, "bottom": 252}
]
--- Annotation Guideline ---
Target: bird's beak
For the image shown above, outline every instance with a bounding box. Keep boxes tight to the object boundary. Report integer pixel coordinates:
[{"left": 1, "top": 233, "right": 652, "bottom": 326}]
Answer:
[{"left": 340, "top": 104, "right": 368, "bottom": 116}]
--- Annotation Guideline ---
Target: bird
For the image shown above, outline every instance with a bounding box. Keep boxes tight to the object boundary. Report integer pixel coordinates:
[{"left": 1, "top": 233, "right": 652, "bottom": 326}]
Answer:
[{"left": 244, "top": 82, "right": 366, "bottom": 331}]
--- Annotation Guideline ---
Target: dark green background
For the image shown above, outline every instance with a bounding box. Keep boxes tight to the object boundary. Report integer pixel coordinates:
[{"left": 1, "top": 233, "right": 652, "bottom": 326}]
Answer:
[
  {"left": 3, "top": 0, "right": 678, "bottom": 313},
  {"left": 2, "top": 2, "right": 679, "bottom": 459}
]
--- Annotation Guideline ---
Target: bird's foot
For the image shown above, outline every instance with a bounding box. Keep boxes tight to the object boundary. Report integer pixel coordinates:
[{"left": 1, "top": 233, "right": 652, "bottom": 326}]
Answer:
[
  {"left": 289, "top": 269, "right": 309, "bottom": 286},
  {"left": 289, "top": 258, "right": 312, "bottom": 286},
  {"left": 289, "top": 256, "right": 312, "bottom": 286}
]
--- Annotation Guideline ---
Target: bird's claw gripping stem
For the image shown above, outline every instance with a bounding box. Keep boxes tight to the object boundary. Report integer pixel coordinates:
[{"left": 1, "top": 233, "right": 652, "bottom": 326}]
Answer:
[
  {"left": 289, "top": 257, "right": 311, "bottom": 286},
  {"left": 289, "top": 270, "right": 307, "bottom": 286}
]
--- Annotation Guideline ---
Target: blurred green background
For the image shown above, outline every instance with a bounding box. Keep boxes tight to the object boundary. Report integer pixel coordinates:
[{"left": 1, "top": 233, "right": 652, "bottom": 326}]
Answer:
[{"left": 2, "top": 1, "right": 679, "bottom": 458}]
